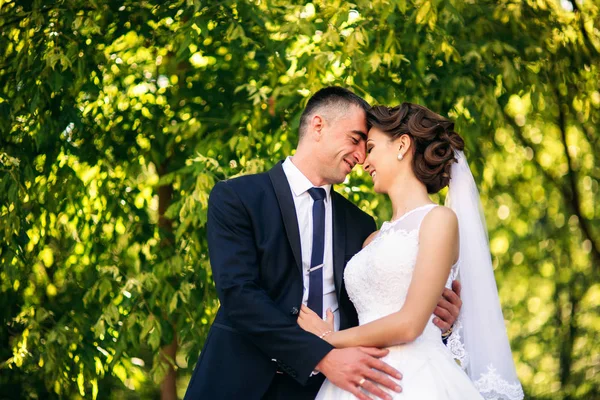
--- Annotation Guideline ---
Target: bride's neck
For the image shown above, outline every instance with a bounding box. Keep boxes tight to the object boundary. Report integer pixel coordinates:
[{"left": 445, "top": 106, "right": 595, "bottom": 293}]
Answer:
[{"left": 387, "top": 174, "right": 432, "bottom": 221}]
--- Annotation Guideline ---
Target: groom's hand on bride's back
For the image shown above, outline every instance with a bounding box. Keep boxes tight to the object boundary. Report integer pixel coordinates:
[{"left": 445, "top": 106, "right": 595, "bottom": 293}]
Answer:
[
  {"left": 433, "top": 280, "right": 462, "bottom": 332},
  {"left": 316, "top": 347, "right": 402, "bottom": 400}
]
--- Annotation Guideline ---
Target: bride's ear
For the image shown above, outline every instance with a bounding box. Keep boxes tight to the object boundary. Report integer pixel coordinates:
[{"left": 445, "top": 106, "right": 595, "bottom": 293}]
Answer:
[{"left": 396, "top": 134, "right": 412, "bottom": 156}]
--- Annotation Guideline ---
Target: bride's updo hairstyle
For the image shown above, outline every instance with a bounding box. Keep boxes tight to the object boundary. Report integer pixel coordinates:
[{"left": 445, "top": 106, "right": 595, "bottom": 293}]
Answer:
[{"left": 367, "top": 103, "right": 465, "bottom": 194}]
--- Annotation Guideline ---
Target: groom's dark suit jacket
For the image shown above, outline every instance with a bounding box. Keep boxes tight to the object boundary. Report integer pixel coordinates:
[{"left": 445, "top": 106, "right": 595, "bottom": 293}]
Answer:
[{"left": 184, "top": 162, "right": 376, "bottom": 400}]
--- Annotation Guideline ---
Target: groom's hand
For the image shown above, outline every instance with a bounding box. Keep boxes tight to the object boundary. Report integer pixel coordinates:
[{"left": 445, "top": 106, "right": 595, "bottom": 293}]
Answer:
[
  {"left": 316, "top": 347, "right": 402, "bottom": 400},
  {"left": 433, "top": 280, "right": 462, "bottom": 332}
]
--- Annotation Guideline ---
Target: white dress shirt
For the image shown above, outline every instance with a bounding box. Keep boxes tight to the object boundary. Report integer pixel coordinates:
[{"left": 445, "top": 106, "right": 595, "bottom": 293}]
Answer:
[{"left": 282, "top": 157, "right": 340, "bottom": 332}]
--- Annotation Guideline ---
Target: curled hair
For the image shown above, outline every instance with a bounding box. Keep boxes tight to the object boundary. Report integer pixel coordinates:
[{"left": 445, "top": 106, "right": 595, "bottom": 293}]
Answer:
[{"left": 367, "top": 103, "right": 465, "bottom": 193}]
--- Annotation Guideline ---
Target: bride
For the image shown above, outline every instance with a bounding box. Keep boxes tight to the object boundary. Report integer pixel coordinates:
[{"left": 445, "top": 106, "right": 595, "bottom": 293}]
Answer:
[{"left": 298, "top": 103, "right": 524, "bottom": 400}]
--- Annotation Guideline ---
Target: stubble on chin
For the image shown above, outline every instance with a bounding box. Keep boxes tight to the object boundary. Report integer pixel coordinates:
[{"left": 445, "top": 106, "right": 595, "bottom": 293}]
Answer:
[
  {"left": 322, "top": 171, "right": 346, "bottom": 186},
  {"left": 336, "top": 170, "right": 349, "bottom": 185},
  {"left": 319, "top": 162, "right": 344, "bottom": 185}
]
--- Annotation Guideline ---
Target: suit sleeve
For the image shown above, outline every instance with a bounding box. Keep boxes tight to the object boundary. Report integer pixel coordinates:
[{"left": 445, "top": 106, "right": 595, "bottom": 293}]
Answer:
[
  {"left": 367, "top": 215, "right": 377, "bottom": 236},
  {"left": 207, "top": 181, "right": 334, "bottom": 384}
]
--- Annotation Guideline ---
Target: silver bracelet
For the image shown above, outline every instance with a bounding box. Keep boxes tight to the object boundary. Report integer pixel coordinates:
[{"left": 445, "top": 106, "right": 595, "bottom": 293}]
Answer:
[{"left": 319, "top": 330, "right": 332, "bottom": 339}]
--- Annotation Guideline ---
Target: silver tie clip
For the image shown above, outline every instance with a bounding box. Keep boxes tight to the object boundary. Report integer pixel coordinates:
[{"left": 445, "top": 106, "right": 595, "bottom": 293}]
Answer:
[{"left": 308, "top": 264, "right": 324, "bottom": 272}]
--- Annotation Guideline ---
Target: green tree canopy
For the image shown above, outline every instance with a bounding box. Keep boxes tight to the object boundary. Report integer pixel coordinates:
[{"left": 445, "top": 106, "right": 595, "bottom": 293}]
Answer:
[{"left": 1, "top": 0, "right": 598, "bottom": 398}]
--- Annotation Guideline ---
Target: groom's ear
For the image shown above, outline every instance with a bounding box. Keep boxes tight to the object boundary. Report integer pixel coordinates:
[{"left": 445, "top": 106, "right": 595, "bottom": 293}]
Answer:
[{"left": 311, "top": 114, "right": 325, "bottom": 141}]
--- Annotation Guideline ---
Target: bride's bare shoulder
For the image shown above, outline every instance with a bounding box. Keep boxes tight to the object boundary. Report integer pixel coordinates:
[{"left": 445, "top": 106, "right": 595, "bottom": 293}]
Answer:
[
  {"left": 422, "top": 206, "right": 458, "bottom": 229},
  {"left": 362, "top": 230, "right": 380, "bottom": 248}
]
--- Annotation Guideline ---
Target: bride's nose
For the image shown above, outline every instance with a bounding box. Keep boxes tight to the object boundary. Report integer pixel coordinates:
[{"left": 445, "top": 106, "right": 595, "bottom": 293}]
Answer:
[{"left": 363, "top": 160, "right": 371, "bottom": 173}]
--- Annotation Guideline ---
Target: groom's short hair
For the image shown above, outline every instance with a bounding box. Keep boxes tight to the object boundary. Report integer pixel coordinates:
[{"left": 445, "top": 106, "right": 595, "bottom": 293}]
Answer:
[{"left": 298, "top": 86, "right": 370, "bottom": 140}]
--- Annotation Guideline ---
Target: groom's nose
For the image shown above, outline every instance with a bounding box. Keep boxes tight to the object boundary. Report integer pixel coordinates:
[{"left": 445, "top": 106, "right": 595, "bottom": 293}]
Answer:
[{"left": 354, "top": 146, "right": 366, "bottom": 165}]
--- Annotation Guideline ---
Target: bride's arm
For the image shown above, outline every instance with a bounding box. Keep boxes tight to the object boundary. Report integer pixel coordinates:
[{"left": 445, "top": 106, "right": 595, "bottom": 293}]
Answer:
[{"left": 307, "top": 207, "right": 458, "bottom": 349}]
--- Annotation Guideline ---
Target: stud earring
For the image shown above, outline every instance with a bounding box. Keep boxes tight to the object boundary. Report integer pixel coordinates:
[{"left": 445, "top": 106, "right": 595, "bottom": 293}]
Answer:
[{"left": 397, "top": 153, "right": 404, "bottom": 161}]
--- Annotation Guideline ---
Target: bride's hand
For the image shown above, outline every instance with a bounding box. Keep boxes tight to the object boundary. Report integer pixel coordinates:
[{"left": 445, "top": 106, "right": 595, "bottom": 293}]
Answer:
[{"left": 298, "top": 305, "right": 335, "bottom": 340}]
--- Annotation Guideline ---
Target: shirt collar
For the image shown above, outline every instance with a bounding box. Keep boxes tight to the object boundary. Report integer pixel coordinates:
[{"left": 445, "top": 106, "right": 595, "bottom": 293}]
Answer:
[{"left": 282, "top": 157, "right": 331, "bottom": 201}]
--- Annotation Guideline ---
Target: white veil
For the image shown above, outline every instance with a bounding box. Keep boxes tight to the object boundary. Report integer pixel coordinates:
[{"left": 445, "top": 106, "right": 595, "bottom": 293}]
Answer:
[{"left": 445, "top": 150, "right": 524, "bottom": 400}]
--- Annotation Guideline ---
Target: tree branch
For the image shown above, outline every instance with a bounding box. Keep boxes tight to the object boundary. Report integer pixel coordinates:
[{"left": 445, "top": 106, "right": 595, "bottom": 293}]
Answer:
[
  {"left": 502, "top": 102, "right": 599, "bottom": 273},
  {"left": 553, "top": 86, "right": 600, "bottom": 270},
  {"left": 0, "top": 6, "right": 97, "bottom": 30},
  {"left": 500, "top": 110, "right": 565, "bottom": 190},
  {"left": 568, "top": 0, "right": 600, "bottom": 57}
]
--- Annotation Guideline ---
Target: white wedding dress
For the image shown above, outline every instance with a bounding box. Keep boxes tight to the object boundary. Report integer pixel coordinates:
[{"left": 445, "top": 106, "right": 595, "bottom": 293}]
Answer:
[{"left": 316, "top": 204, "right": 484, "bottom": 399}]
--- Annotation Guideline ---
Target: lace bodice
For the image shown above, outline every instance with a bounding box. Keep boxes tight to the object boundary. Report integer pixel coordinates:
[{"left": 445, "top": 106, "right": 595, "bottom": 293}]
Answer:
[{"left": 344, "top": 204, "right": 458, "bottom": 346}]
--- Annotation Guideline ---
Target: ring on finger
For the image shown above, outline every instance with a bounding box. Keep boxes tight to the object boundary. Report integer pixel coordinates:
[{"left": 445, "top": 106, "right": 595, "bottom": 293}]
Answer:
[{"left": 358, "top": 378, "right": 366, "bottom": 387}]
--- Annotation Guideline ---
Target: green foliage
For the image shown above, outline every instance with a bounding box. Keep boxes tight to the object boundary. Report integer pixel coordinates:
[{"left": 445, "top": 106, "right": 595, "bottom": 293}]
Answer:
[{"left": 1, "top": 0, "right": 598, "bottom": 398}]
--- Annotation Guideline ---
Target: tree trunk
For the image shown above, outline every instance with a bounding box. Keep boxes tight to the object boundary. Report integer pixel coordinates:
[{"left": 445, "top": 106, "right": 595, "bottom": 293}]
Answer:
[
  {"left": 160, "top": 333, "right": 178, "bottom": 400},
  {"left": 158, "top": 161, "right": 177, "bottom": 400}
]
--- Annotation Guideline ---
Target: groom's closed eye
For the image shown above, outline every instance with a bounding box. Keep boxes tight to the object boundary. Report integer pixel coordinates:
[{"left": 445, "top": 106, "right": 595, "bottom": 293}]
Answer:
[{"left": 351, "top": 130, "right": 367, "bottom": 142}]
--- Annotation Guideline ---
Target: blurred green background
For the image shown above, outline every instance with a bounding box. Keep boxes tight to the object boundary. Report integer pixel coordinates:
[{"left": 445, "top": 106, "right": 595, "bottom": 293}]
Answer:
[{"left": 1, "top": 0, "right": 598, "bottom": 398}]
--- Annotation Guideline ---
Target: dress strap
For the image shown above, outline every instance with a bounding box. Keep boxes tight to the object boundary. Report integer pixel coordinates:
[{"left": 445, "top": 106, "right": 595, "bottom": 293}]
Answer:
[
  {"left": 382, "top": 204, "right": 438, "bottom": 233},
  {"left": 416, "top": 204, "right": 439, "bottom": 232}
]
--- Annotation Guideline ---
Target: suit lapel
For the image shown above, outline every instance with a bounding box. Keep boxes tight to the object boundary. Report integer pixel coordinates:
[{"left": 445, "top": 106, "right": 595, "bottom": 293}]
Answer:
[
  {"left": 268, "top": 162, "right": 303, "bottom": 274},
  {"left": 331, "top": 191, "right": 346, "bottom": 299}
]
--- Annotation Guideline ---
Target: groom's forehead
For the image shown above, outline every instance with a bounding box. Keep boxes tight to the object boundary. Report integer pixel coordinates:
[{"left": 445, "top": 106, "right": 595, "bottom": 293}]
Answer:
[
  {"left": 346, "top": 108, "right": 368, "bottom": 132},
  {"left": 343, "top": 105, "right": 367, "bottom": 122}
]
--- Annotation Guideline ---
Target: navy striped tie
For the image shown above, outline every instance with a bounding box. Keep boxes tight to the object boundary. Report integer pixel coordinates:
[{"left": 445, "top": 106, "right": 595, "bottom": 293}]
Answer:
[{"left": 307, "top": 187, "right": 326, "bottom": 317}]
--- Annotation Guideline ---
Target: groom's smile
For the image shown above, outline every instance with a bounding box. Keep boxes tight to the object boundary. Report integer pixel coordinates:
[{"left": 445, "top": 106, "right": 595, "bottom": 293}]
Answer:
[{"left": 343, "top": 158, "right": 355, "bottom": 173}]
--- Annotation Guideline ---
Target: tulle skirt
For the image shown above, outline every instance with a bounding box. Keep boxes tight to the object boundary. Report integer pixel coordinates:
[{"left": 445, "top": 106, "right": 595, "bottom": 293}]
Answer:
[{"left": 315, "top": 340, "right": 483, "bottom": 400}]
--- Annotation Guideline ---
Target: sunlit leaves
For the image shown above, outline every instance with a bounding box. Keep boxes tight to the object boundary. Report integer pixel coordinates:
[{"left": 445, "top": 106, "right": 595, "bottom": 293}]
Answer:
[{"left": 1, "top": 0, "right": 599, "bottom": 398}]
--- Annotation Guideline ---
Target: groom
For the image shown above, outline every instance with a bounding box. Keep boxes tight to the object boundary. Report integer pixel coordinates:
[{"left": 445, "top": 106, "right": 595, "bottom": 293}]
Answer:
[{"left": 184, "top": 87, "right": 461, "bottom": 400}]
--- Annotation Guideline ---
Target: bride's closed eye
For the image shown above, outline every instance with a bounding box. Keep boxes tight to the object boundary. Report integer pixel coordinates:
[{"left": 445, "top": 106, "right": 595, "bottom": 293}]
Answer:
[{"left": 367, "top": 145, "right": 374, "bottom": 154}]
